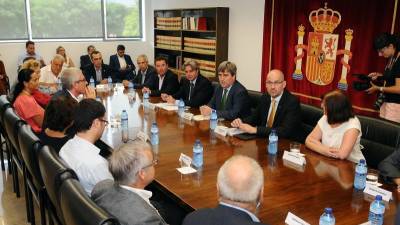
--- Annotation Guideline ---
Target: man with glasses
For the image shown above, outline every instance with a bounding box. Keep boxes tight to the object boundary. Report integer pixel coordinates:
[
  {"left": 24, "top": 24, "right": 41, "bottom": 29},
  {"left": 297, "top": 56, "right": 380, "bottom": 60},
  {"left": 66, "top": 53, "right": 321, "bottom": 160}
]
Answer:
[
  {"left": 59, "top": 99, "right": 113, "bottom": 195},
  {"left": 91, "top": 141, "right": 168, "bottom": 225},
  {"left": 231, "top": 69, "right": 301, "bottom": 139},
  {"left": 53, "top": 67, "right": 96, "bottom": 102},
  {"left": 200, "top": 61, "right": 250, "bottom": 120}
]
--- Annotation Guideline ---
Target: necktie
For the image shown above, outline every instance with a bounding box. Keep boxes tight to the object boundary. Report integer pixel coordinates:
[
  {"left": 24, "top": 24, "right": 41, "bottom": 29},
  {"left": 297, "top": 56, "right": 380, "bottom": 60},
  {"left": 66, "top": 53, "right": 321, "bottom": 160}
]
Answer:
[
  {"left": 267, "top": 99, "right": 276, "bottom": 128},
  {"left": 188, "top": 81, "right": 195, "bottom": 101},
  {"left": 221, "top": 89, "right": 228, "bottom": 110}
]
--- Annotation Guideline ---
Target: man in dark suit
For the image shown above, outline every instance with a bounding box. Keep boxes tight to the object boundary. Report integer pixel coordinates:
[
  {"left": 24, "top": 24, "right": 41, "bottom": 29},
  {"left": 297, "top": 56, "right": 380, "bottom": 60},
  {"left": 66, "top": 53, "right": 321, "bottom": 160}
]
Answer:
[
  {"left": 82, "top": 51, "right": 113, "bottom": 85},
  {"left": 80, "top": 45, "right": 95, "bottom": 70},
  {"left": 183, "top": 155, "right": 268, "bottom": 225},
  {"left": 131, "top": 54, "right": 157, "bottom": 89},
  {"left": 91, "top": 141, "right": 167, "bottom": 225},
  {"left": 142, "top": 56, "right": 179, "bottom": 97},
  {"left": 109, "top": 45, "right": 136, "bottom": 83},
  {"left": 161, "top": 59, "right": 213, "bottom": 108},
  {"left": 231, "top": 69, "right": 301, "bottom": 139},
  {"left": 200, "top": 61, "right": 250, "bottom": 120}
]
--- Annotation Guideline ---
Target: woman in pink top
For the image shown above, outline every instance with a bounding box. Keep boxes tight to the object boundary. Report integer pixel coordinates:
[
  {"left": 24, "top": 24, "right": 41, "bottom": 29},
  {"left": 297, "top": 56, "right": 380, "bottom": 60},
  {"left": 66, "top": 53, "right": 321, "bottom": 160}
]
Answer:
[{"left": 12, "top": 68, "right": 44, "bottom": 133}]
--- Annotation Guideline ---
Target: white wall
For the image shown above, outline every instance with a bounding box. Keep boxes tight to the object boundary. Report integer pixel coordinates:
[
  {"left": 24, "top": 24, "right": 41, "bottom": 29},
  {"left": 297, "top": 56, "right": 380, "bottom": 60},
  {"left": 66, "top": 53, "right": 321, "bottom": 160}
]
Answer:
[
  {"left": 151, "top": 0, "right": 265, "bottom": 91},
  {"left": 0, "top": 0, "right": 265, "bottom": 91}
]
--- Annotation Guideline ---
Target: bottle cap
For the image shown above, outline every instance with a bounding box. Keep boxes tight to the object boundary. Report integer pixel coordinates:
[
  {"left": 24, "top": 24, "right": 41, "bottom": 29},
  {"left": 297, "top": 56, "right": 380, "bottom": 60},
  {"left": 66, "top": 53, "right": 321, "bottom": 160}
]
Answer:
[
  {"left": 324, "top": 208, "right": 333, "bottom": 214},
  {"left": 122, "top": 109, "right": 126, "bottom": 112},
  {"left": 360, "top": 159, "right": 366, "bottom": 164},
  {"left": 375, "top": 195, "right": 382, "bottom": 201}
]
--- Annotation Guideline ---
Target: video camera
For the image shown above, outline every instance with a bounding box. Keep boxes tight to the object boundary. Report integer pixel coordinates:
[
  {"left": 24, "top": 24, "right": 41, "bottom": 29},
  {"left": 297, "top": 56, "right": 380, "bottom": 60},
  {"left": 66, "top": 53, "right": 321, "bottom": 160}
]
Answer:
[{"left": 352, "top": 74, "right": 385, "bottom": 109}]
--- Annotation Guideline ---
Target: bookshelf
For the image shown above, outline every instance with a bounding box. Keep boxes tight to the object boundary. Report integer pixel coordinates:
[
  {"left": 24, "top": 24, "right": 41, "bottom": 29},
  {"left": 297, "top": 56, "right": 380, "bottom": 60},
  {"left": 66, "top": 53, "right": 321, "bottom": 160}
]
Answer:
[{"left": 154, "top": 7, "right": 229, "bottom": 79}]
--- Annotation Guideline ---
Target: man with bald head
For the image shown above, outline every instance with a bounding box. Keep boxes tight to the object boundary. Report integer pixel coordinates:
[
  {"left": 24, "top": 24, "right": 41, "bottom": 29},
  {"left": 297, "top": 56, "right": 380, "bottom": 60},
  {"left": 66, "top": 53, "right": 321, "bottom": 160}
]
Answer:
[
  {"left": 182, "top": 155, "right": 268, "bottom": 225},
  {"left": 231, "top": 69, "right": 301, "bottom": 139}
]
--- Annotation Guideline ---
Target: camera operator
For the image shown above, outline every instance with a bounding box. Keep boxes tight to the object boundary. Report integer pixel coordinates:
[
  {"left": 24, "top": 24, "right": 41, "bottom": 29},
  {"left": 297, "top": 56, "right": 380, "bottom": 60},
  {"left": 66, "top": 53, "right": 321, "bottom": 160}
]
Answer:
[{"left": 366, "top": 33, "right": 400, "bottom": 123}]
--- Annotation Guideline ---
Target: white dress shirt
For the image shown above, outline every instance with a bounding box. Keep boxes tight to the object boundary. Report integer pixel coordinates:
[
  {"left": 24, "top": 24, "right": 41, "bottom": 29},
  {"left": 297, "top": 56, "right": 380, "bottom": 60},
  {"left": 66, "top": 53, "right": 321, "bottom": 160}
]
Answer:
[
  {"left": 59, "top": 135, "right": 113, "bottom": 195},
  {"left": 120, "top": 185, "right": 155, "bottom": 209},
  {"left": 267, "top": 92, "right": 283, "bottom": 120},
  {"left": 39, "top": 65, "right": 62, "bottom": 84},
  {"left": 118, "top": 56, "right": 127, "bottom": 69},
  {"left": 158, "top": 74, "right": 165, "bottom": 90}
]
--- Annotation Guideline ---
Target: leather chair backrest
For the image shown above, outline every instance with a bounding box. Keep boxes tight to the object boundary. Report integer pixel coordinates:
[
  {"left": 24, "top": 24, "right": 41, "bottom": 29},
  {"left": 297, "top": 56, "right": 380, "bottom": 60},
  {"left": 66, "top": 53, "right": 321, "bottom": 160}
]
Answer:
[
  {"left": 38, "top": 145, "right": 77, "bottom": 222},
  {"left": 299, "top": 103, "right": 323, "bottom": 142},
  {"left": 59, "top": 179, "right": 120, "bottom": 225},
  {"left": 358, "top": 115, "right": 400, "bottom": 168},
  {"left": 18, "top": 124, "right": 44, "bottom": 188},
  {"left": 3, "top": 107, "right": 26, "bottom": 155},
  {"left": 0, "top": 95, "right": 11, "bottom": 125},
  {"left": 247, "top": 90, "right": 263, "bottom": 112}
]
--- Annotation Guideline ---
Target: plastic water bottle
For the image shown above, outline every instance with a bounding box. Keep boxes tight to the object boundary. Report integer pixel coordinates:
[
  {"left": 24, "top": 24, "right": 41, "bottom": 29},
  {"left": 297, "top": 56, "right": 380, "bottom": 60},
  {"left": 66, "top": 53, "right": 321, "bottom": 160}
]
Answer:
[
  {"left": 90, "top": 76, "right": 95, "bottom": 88},
  {"left": 107, "top": 76, "right": 113, "bottom": 89},
  {"left": 210, "top": 109, "right": 217, "bottom": 130},
  {"left": 267, "top": 129, "right": 278, "bottom": 154},
  {"left": 57, "top": 78, "right": 62, "bottom": 91},
  {"left": 128, "top": 82, "right": 135, "bottom": 101},
  {"left": 354, "top": 159, "right": 367, "bottom": 190},
  {"left": 143, "top": 91, "right": 149, "bottom": 108},
  {"left": 150, "top": 122, "right": 159, "bottom": 145},
  {"left": 121, "top": 110, "right": 128, "bottom": 143},
  {"left": 178, "top": 99, "right": 185, "bottom": 117},
  {"left": 192, "top": 139, "right": 203, "bottom": 167},
  {"left": 369, "top": 195, "right": 385, "bottom": 225},
  {"left": 319, "top": 208, "right": 335, "bottom": 225}
]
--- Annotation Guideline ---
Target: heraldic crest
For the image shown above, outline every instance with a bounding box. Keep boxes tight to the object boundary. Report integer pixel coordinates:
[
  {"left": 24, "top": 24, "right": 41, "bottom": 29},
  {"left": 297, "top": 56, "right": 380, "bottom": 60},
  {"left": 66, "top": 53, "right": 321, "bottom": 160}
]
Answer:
[{"left": 292, "top": 3, "right": 353, "bottom": 90}]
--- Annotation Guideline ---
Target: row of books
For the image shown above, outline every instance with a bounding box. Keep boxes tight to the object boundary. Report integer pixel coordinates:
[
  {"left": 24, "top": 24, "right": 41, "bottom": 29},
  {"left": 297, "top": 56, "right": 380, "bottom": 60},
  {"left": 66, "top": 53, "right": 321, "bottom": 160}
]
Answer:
[
  {"left": 184, "top": 57, "right": 216, "bottom": 77},
  {"left": 155, "top": 35, "right": 181, "bottom": 50},
  {"left": 155, "top": 17, "right": 181, "bottom": 30},
  {"left": 184, "top": 37, "right": 216, "bottom": 55},
  {"left": 182, "top": 17, "right": 208, "bottom": 31}
]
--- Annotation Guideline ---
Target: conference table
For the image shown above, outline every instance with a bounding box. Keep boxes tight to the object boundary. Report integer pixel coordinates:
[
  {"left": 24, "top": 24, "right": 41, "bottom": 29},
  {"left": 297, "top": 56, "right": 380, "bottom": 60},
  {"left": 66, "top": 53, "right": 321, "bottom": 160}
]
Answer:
[{"left": 97, "top": 86, "right": 398, "bottom": 225}]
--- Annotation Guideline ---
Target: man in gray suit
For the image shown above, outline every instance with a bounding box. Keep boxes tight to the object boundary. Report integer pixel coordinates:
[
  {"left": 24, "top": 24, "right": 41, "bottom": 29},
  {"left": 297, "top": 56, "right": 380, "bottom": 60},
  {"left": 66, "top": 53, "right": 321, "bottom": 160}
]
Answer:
[{"left": 91, "top": 141, "right": 167, "bottom": 225}]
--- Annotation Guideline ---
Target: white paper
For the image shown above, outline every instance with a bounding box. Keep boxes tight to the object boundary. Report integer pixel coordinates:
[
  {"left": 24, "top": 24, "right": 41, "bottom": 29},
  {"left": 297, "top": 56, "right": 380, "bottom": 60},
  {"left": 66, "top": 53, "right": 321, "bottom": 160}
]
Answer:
[
  {"left": 183, "top": 112, "right": 194, "bottom": 120},
  {"left": 359, "top": 222, "right": 371, "bottom": 225},
  {"left": 136, "top": 131, "right": 149, "bottom": 142},
  {"left": 215, "top": 125, "right": 228, "bottom": 136},
  {"left": 193, "top": 115, "right": 210, "bottom": 121},
  {"left": 227, "top": 128, "right": 245, "bottom": 136},
  {"left": 285, "top": 212, "right": 310, "bottom": 225},
  {"left": 176, "top": 166, "right": 197, "bottom": 174},
  {"left": 363, "top": 183, "right": 392, "bottom": 202},
  {"left": 283, "top": 151, "right": 306, "bottom": 166},
  {"left": 179, "top": 153, "right": 192, "bottom": 167}
]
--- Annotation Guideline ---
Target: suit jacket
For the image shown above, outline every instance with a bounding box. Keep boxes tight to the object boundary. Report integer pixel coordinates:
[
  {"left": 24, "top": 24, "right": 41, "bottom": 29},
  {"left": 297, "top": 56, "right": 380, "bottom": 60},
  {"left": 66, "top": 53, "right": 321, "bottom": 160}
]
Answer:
[
  {"left": 132, "top": 65, "right": 157, "bottom": 89},
  {"left": 378, "top": 150, "right": 400, "bottom": 181},
  {"left": 91, "top": 180, "right": 167, "bottom": 225},
  {"left": 82, "top": 64, "right": 113, "bottom": 85},
  {"left": 172, "top": 74, "right": 213, "bottom": 108},
  {"left": 144, "top": 69, "right": 179, "bottom": 97},
  {"left": 182, "top": 204, "right": 268, "bottom": 225},
  {"left": 80, "top": 54, "right": 91, "bottom": 70},
  {"left": 109, "top": 54, "right": 136, "bottom": 82},
  {"left": 208, "top": 81, "right": 251, "bottom": 120},
  {"left": 243, "top": 90, "right": 301, "bottom": 139}
]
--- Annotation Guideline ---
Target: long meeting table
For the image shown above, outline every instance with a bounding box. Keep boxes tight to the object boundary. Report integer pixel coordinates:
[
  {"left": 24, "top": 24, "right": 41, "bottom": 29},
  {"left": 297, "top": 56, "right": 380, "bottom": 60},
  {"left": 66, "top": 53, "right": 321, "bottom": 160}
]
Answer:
[{"left": 98, "top": 87, "right": 398, "bottom": 225}]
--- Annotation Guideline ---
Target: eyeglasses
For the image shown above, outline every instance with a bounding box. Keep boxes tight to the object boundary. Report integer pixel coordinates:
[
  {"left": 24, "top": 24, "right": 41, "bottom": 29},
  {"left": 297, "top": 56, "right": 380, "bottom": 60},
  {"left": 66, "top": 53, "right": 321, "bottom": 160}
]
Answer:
[
  {"left": 141, "top": 159, "right": 158, "bottom": 170},
  {"left": 266, "top": 80, "right": 284, "bottom": 86},
  {"left": 99, "top": 118, "right": 109, "bottom": 125}
]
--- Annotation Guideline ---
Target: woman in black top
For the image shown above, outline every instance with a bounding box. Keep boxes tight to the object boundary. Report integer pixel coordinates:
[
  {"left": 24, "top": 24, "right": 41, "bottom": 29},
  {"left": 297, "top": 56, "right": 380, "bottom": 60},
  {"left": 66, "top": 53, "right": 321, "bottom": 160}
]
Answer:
[
  {"left": 367, "top": 33, "right": 400, "bottom": 123},
  {"left": 39, "top": 96, "right": 77, "bottom": 152}
]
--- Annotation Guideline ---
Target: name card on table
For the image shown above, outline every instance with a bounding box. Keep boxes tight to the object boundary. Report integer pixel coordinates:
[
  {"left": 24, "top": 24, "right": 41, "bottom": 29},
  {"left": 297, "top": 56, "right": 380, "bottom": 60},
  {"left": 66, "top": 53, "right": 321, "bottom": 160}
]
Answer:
[
  {"left": 183, "top": 112, "right": 194, "bottom": 120},
  {"left": 136, "top": 131, "right": 149, "bottom": 142},
  {"left": 283, "top": 151, "right": 306, "bottom": 166},
  {"left": 363, "top": 183, "right": 392, "bottom": 202},
  {"left": 214, "top": 125, "right": 228, "bottom": 136},
  {"left": 285, "top": 212, "right": 310, "bottom": 225},
  {"left": 179, "top": 153, "right": 192, "bottom": 168}
]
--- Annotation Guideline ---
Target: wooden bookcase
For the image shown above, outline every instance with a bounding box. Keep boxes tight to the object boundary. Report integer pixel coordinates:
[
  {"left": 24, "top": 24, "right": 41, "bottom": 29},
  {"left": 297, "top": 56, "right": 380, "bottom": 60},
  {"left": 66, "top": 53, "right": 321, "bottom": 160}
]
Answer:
[{"left": 154, "top": 7, "right": 229, "bottom": 79}]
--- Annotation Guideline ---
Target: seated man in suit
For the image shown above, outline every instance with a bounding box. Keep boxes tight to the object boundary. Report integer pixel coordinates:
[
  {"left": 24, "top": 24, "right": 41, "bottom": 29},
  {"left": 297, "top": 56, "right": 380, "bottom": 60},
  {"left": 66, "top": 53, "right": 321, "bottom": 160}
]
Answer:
[
  {"left": 131, "top": 54, "right": 157, "bottom": 89},
  {"left": 161, "top": 59, "right": 213, "bottom": 108},
  {"left": 91, "top": 140, "right": 167, "bottom": 225},
  {"left": 59, "top": 99, "right": 113, "bottom": 195},
  {"left": 82, "top": 50, "right": 113, "bottom": 85},
  {"left": 142, "top": 56, "right": 179, "bottom": 97},
  {"left": 183, "top": 155, "right": 268, "bottom": 225},
  {"left": 200, "top": 61, "right": 250, "bottom": 120},
  {"left": 109, "top": 44, "right": 136, "bottom": 83},
  {"left": 80, "top": 45, "right": 95, "bottom": 70},
  {"left": 231, "top": 69, "right": 301, "bottom": 139},
  {"left": 53, "top": 67, "right": 96, "bottom": 102}
]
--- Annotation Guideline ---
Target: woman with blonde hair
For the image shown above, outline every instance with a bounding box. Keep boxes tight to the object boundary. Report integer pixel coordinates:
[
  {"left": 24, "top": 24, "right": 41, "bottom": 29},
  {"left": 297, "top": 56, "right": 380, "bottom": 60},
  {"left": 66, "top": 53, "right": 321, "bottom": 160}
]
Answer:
[{"left": 56, "top": 46, "right": 75, "bottom": 68}]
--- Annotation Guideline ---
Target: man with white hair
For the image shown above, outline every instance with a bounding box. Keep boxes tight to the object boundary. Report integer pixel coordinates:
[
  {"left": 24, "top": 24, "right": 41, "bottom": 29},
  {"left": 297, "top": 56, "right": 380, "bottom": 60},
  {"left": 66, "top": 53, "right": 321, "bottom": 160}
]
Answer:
[
  {"left": 182, "top": 155, "right": 268, "bottom": 225},
  {"left": 39, "top": 54, "right": 65, "bottom": 92},
  {"left": 91, "top": 141, "right": 167, "bottom": 225}
]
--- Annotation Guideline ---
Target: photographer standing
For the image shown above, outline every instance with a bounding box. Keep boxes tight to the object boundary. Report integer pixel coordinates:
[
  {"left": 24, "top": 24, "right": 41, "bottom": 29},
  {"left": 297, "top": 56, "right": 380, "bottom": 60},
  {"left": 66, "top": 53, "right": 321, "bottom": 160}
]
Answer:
[{"left": 367, "top": 33, "right": 400, "bottom": 123}]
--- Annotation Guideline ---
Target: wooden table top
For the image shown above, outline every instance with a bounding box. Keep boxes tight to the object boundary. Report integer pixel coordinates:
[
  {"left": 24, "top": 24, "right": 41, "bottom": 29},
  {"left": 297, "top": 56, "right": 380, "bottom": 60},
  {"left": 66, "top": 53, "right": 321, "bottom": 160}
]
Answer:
[{"left": 98, "top": 87, "right": 398, "bottom": 225}]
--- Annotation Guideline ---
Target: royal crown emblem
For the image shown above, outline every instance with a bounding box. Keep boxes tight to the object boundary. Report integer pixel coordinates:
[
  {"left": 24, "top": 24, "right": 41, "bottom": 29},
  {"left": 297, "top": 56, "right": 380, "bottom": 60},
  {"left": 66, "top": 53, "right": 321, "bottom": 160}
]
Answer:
[{"left": 292, "top": 3, "right": 353, "bottom": 90}]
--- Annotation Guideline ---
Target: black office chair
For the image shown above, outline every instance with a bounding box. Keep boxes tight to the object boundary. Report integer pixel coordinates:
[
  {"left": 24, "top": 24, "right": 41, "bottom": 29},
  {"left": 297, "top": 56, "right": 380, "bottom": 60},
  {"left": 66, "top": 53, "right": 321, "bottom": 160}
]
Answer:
[
  {"left": 0, "top": 95, "right": 11, "bottom": 171},
  {"left": 59, "top": 179, "right": 120, "bottom": 225},
  {"left": 18, "top": 124, "right": 46, "bottom": 225},
  {"left": 38, "top": 145, "right": 78, "bottom": 225},
  {"left": 3, "top": 107, "right": 30, "bottom": 222}
]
